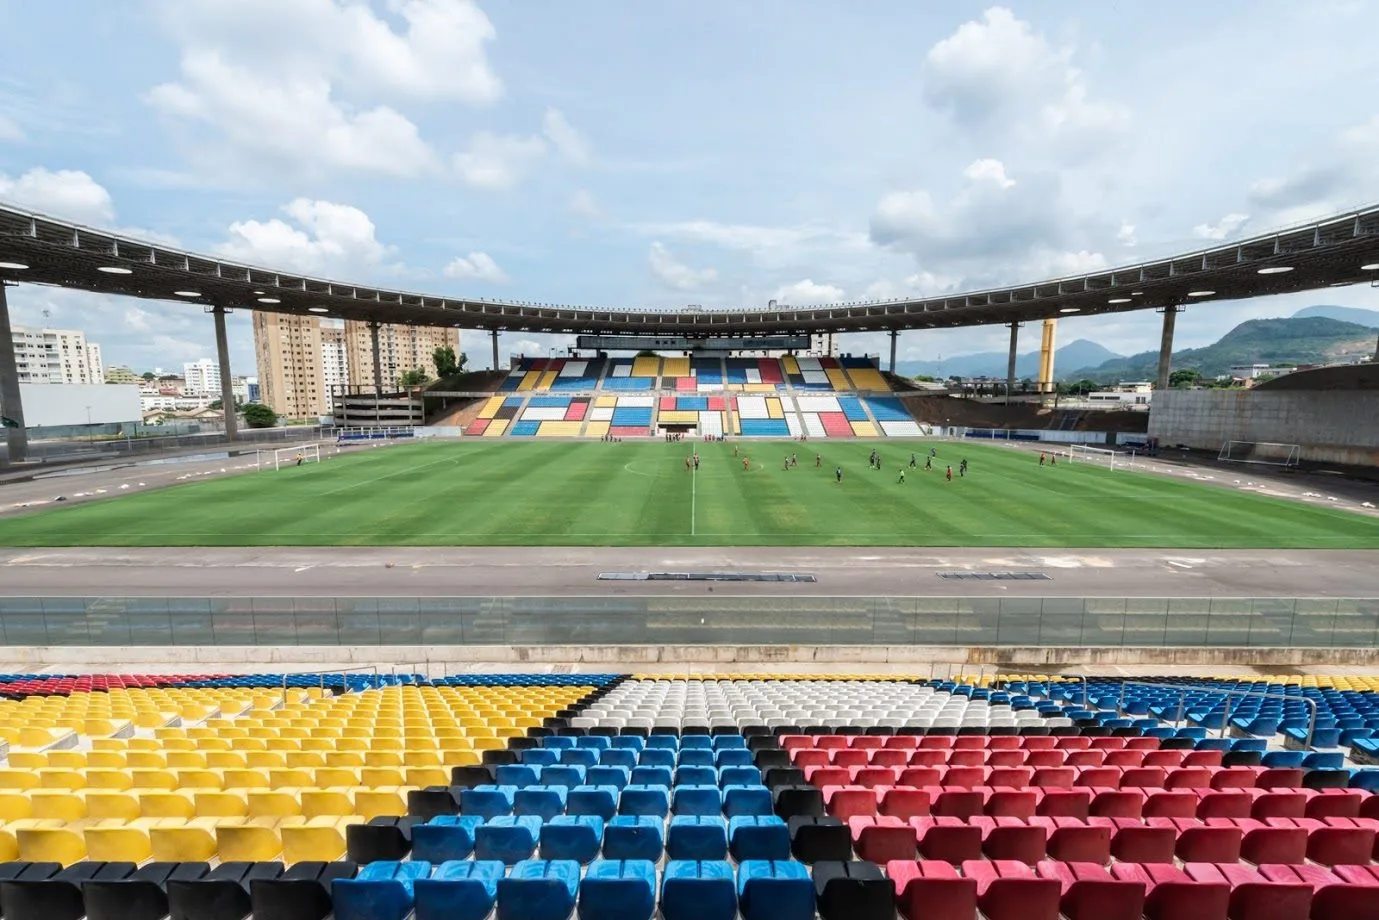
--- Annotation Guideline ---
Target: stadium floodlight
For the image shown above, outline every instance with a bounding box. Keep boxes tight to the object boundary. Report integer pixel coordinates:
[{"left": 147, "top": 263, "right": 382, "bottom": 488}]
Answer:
[
  {"left": 1257, "top": 266, "right": 1292, "bottom": 274},
  {"left": 1362, "top": 263, "right": 1379, "bottom": 271},
  {"left": 257, "top": 297, "right": 281, "bottom": 304},
  {"left": 97, "top": 266, "right": 133, "bottom": 274},
  {"left": 1187, "top": 290, "right": 1215, "bottom": 297},
  {"left": 0, "top": 262, "right": 27, "bottom": 270},
  {"left": 174, "top": 290, "right": 200, "bottom": 297},
  {"left": 1108, "top": 297, "right": 1132, "bottom": 304},
  {"left": 1218, "top": 440, "right": 1301, "bottom": 468}
]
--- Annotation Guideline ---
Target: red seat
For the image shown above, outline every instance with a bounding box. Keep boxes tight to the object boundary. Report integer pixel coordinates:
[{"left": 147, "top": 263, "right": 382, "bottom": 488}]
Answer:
[
  {"left": 1038, "top": 860, "right": 1145, "bottom": 920},
  {"left": 1056, "top": 738, "right": 1093, "bottom": 752},
  {"left": 1089, "top": 738, "right": 1130, "bottom": 751},
  {"left": 878, "top": 786, "right": 930, "bottom": 820},
  {"left": 972, "top": 816, "right": 1047, "bottom": 864},
  {"left": 1149, "top": 817, "right": 1242, "bottom": 863},
  {"left": 1298, "top": 817, "right": 1378, "bottom": 866},
  {"left": 898, "top": 767, "right": 943, "bottom": 787},
  {"left": 952, "top": 736, "right": 988, "bottom": 750},
  {"left": 1240, "top": 818, "right": 1307, "bottom": 865},
  {"left": 1035, "top": 788, "right": 1093, "bottom": 819},
  {"left": 817, "top": 736, "right": 849, "bottom": 750},
  {"left": 869, "top": 749, "right": 909, "bottom": 768},
  {"left": 1257, "top": 767, "right": 1306, "bottom": 789},
  {"left": 1091, "top": 817, "right": 1176, "bottom": 864},
  {"left": 942, "top": 767, "right": 987, "bottom": 789},
  {"left": 1104, "top": 750, "right": 1147, "bottom": 768},
  {"left": 781, "top": 735, "right": 813, "bottom": 751},
  {"left": 1021, "top": 738, "right": 1058, "bottom": 751},
  {"left": 1165, "top": 768, "right": 1214, "bottom": 790},
  {"left": 794, "top": 749, "right": 830, "bottom": 768},
  {"left": 986, "top": 750, "right": 1025, "bottom": 768},
  {"left": 1142, "top": 750, "right": 1187, "bottom": 768},
  {"left": 987, "top": 767, "right": 1033, "bottom": 789},
  {"left": 985, "top": 789, "right": 1038, "bottom": 819},
  {"left": 1029, "top": 817, "right": 1112, "bottom": 864},
  {"left": 1066, "top": 751, "right": 1107, "bottom": 768},
  {"left": 1185, "top": 863, "right": 1313, "bottom": 920},
  {"left": 831, "top": 749, "right": 870, "bottom": 769},
  {"left": 1111, "top": 863, "right": 1229, "bottom": 920},
  {"left": 920, "top": 736, "right": 956, "bottom": 749},
  {"left": 988, "top": 737, "right": 1022, "bottom": 751},
  {"left": 848, "top": 815, "right": 918, "bottom": 863},
  {"left": 850, "top": 737, "right": 886, "bottom": 750},
  {"left": 823, "top": 785, "right": 879, "bottom": 820},
  {"left": 1025, "top": 751, "right": 1066, "bottom": 768},
  {"left": 1209, "top": 768, "right": 1259, "bottom": 790},
  {"left": 1183, "top": 750, "right": 1224, "bottom": 768},
  {"left": 804, "top": 766, "right": 851, "bottom": 787},
  {"left": 1306, "top": 789, "right": 1365, "bottom": 819},
  {"left": 913, "top": 816, "right": 983, "bottom": 863},
  {"left": 1196, "top": 789, "right": 1256, "bottom": 819},
  {"left": 926, "top": 787, "right": 985, "bottom": 820},
  {"left": 1125, "top": 738, "right": 1161, "bottom": 751},
  {"left": 1121, "top": 768, "right": 1168, "bottom": 788},
  {"left": 948, "top": 750, "right": 987, "bottom": 767},
  {"left": 1260, "top": 864, "right": 1379, "bottom": 920},
  {"left": 1140, "top": 790, "right": 1200, "bottom": 818},
  {"left": 883, "top": 737, "right": 920, "bottom": 750},
  {"left": 1076, "top": 767, "right": 1122, "bottom": 788},
  {"left": 1091, "top": 789, "right": 1146, "bottom": 818},
  {"left": 887, "top": 860, "right": 976, "bottom": 920},
  {"left": 964, "top": 859, "right": 1061, "bottom": 920},
  {"left": 850, "top": 766, "right": 898, "bottom": 789},
  {"left": 908, "top": 751, "right": 948, "bottom": 768}
]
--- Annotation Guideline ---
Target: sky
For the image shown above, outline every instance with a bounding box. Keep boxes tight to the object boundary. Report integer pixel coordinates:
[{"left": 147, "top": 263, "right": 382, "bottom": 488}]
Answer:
[{"left": 1, "top": 0, "right": 1377, "bottom": 375}]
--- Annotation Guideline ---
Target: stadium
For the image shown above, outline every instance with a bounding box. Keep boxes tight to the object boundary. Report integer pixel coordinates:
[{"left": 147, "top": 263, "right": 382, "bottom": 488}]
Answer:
[{"left": 2, "top": 10, "right": 1379, "bottom": 918}]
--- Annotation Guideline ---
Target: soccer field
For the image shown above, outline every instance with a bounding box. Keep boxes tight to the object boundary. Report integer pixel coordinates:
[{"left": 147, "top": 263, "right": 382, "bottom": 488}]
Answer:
[{"left": 0, "top": 440, "right": 1376, "bottom": 548}]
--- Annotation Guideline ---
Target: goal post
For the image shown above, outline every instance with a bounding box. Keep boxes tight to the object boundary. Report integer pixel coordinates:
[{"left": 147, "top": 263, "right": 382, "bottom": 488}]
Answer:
[
  {"left": 1218, "top": 440, "right": 1301, "bottom": 467},
  {"left": 265, "top": 443, "right": 321, "bottom": 471},
  {"left": 1067, "top": 443, "right": 1132, "bottom": 470}
]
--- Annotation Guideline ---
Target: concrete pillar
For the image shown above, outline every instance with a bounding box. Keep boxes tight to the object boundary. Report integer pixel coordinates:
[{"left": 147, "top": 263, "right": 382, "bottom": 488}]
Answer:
[
  {"left": 1006, "top": 322, "right": 1020, "bottom": 404},
  {"left": 888, "top": 330, "right": 898, "bottom": 373},
  {"left": 1156, "top": 306, "right": 1180, "bottom": 391},
  {"left": 368, "top": 321, "right": 383, "bottom": 394},
  {"left": 211, "top": 306, "right": 237, "bottom": 442},
  {"left": 0, "top": 283, "right": 27, "bottom": 463},
  {"left": 491, "top": 329, "right": 500, "bottom": 371}
]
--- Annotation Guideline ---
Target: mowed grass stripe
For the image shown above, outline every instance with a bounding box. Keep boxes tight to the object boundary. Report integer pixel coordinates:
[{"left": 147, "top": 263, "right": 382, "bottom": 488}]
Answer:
[{"left": 0, "top": 440, "right": 1375, "bottom": 548}]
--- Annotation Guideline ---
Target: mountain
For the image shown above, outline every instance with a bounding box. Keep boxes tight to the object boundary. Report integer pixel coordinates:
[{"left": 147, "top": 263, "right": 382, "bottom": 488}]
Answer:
[
  {"left": 1292, "top": 304, "right": 1379, "bottom": 328},
  {"left": 1066, "top": 316, "right": 1378, "bottom": 382},
  {"left": 895, "top": 338, "right": 1122, "bottom": 379}
]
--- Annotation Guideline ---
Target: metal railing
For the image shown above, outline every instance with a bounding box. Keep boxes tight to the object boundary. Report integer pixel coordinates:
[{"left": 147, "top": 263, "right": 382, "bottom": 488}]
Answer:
[{"left": 1114, "top": 681, "right": 1318, "bottom": 749}]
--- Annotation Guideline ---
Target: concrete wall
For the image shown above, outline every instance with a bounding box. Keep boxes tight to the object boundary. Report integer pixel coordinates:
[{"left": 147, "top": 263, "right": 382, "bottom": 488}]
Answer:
[
  {"left": 19, "top": 384, "right": 141, "bottom": 427},
  {"left": 1149, "top": 390, "right": 1379, "bottom": 467}
]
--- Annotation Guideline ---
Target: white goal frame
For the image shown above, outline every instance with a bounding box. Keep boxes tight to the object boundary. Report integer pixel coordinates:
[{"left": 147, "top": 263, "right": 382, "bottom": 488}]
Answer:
[
  {"left": 1218, "top": 440, "right": 1301, "bottom": 467},
  {"left": 1067, "top": 444, "right": 1134, "bottom": 470},
  {"left": 258, "top": 443, "right": 321, "bottom": 471}
]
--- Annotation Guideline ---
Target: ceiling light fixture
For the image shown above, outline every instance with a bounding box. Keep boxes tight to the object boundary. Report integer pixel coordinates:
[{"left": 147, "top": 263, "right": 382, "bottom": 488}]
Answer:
[
  {"left": 0, "top": 261, "right": 28, "bottom": 270},
  {"left": 257, "top": 297, "right": 281, "bottom": 304},
  {"left": 308, "top": 306, "right": 329, "bottom": 313},
  {"left": 1361, "top": 263, "right": 1379, "bottom": 271},
  {"left": 174, "top": 290, "right": 200, "bottom": 297},
  {"left": 1107, "top": 297, "right": 1132, "bottom": 304},
  {"left": 1257, "top": 266, "right": 1293, "bottom": 275},
  {"left": 1130, "top": 291, "right": 1143, "bottom": 296},
  {"left": 1059, "top": 307, "right": 1081, "bottom": 314},
  {"left": 97, "top": 266, "right": 133, "bottom": 275},
  {"left": 1187, "top": 290, "right": 1215, "bottom": 297},
  {"left": 253, "top": 290, "right": 265, "bottom": 295}
]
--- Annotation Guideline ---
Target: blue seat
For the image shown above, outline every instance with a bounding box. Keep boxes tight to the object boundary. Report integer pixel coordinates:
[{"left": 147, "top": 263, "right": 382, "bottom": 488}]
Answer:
[
  {"left": 678, "top": 750, "right": 715, "bottom": 767},
  {"left": 1195, "top": 738, "right": 1233, "bottom": 751},
  {"left": 333, "top": 860, "right": 431, "bottom": 920},
  {"left": 462, "top": 786, "right": 516, "bottom": 819},
  {"left": 646, "top": 735, "right": 679, "bottom": 750},
  {"left": 619, "top": 785, "right": 670, "bottom": 817},
  {"left": 498, "top": 860, "right": 579, "bottom": 920},
  {"left": 630, "top": 766, "right": 672, "bottom": 787},
  {"left": 522, "top": 749, "right": 561, "bottom": 766},
  {"left": 723, "top": 785, "right": 773, "bottom": 817},
  {"left": 612, "top": 737, "right": 646, "bottom": 752},
  {"left": 544, "top": 737, "right": 576, "bottom": 750},
  {"left": 541, "top": 815, "right": 604, "bottom": 864},
  {"left": 561, "top": 748, "right": 600, "bottom": 767},
  {"left": 568, "top": 785, "right": 620, "bottom": 820},
  {"left": 639, "top": 750, "right": 675, "bottom": 768},
  {"left": 1351, "top": 769, "right": 1379, "bottom": 790},
  {"left": 1262, "top": 751, "right": 1308, "bottom": 768},
  {"left": 680, "top": 736, "right": 713, "bottom": 750},
  {"left": 1231, "top": 739, "right": 1269, "bottom": 753},
  {"left": 675, "top": 766, "right": 717, "bottom": 786},
  {"left": 661, "top": 861, "right": 737, "bottom": 920},
  {"left": 587, "top": 767, "right": 631, "bottom": 790},
  {"left": 715, "top": 750, "right": 754, "bottom": 767},
  {"left": 713, "top": 736, "right": 747, "bottom": 751},
  {"left": 413, "top": 860, "right": 503, "bottom": 920},
  {"left": 413, "top": 816, "right": 483, "bottom": 862},
  {"left": 737, "top": 860, "right": 815, "bottom": 920},
  {"left": 497, "top": 765, "right": 542, "bottom": 788},
  {"left": 600, "top": 750, "right": 637, "bottom": 769},
  {"left": 578, "top": 859, "right": 656, "bottom": 920},
  {"left": 667, "top": 815, "right": 729, "bottom": 860},
  {"left": 1304, "top": 752, "right": 1346, "bottom": 770},
  {"left": 515, "top": 786, "right": 568, "bottom": 820},
  {"left": 729, "top": 817, "right": 791, "bottom": 861},
  {"left": 476, "top": 815, "right": 543, "bottom": 864},
  {"left": 603, "top": 815, "right": 664, "bottom": 861},
  {"left": 673, "top": 785, "right": 723, "bottom": 816},
  {"left": 542, "top": 765, "right": 587, "bottom": 789},
  {"left": 576, "top": 737, "right": 612, "bottom": 751},
  {"left": 719, "top": 766, "right": 762, "bottom": 787}
]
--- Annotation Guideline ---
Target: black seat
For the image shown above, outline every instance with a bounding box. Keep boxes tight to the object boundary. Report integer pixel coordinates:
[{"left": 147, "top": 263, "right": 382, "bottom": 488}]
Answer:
[
  {"left": 167, "top": 861, "right": 284, "bottom": 920},
  {"left": 250, "top": 861, "right": 356, "bottom": 920},
  {"left": 788, "top": 816, "right": 852, "bottom": 864},
  {"left": 772, "top": 784, "right": 825, "bottom": 820},
  {"left": 812, "top": 860, "right": 896, "bottom": 920},
  {"left": 408, "top": 786, "right": 462, "bottom": 819},
  {"left": 1160, "top": 737, "right": 1196, "bottom": 750},
  {"left": 507, "top": 737, "right": 539, "bottom": 751},
  {"left": 1302, "top": 769, "right": 1350, "bottom": 790},
  {"left": 747, "top": 735, "right": 782, "bottom": 752},
  {"left": 481, "top": 749, "right": 519, "bottom": 766},
  {"left": 764, "top": 767, "right": 806, "bottom": 790},
  {"left": 346, "top": 817, "right": 418, "bottom": 863},
  {"left": 3, "top": 861, "right": 136, "bottom": 920},
  {"left": 754, "top": 749, "right": 791, "bottom": 770},
  {"left": 450, "top": 765, "right": 496, "bottom": 788},
  {"left": 85, "top": 861, "right": 209, "bottom": 920},
  {"left": 1222, "top": 751, "right": 1263, "bottom": 768}
]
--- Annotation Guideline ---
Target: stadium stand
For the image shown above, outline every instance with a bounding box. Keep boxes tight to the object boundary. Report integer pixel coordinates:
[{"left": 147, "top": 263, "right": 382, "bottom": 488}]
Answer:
[{"left": 4, "top": 670, "right": 1379, "bottom": 920}]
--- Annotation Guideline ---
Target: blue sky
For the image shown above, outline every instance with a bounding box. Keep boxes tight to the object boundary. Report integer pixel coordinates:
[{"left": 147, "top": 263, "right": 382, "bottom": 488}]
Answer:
[{"left": 1, "top": 0, "right": 1377, "bottom": 374}]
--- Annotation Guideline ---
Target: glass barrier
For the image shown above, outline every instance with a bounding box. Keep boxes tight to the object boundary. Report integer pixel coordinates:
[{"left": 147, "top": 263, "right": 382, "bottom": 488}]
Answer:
[{"left": 0, "top": 597, "right": 1376, "bottom": 647}]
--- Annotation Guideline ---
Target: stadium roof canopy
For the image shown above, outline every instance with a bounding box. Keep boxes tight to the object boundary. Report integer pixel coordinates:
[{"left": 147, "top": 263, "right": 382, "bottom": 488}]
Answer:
[{"left": 1, "top": 202, "right": 1377, "bottom": 336}]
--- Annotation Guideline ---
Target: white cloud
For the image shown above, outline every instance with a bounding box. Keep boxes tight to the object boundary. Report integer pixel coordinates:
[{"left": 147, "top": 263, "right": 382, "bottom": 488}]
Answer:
[
  {"left": 454, "top": 131, "right": 547, "bottom": 189},
  {"left": 1245, "top": 115, "right": 1379, "bottom": 224},
  {"left": 863, "top": 271, "right": 960, "bottom": 301},
  {"left": 0, "top": 168, "right": 114, "bottom": 224},
  {"left": 923, "top": 7, "right": 1128, "bottom": 154},
  {"left": 568, "top": 189, "right": 600, "bottom": 218},
  {"left": 214, "top": 198, "right": 396, "bottom": 277},
  {"left": 648, "top": 242, "right": 717, "bottom": 291},
  {"left": 773, "top": 279, "right": 845, "bottom": 306},
  {"left": 542, "top": 108, "right": 591, "bottom": 166},
  {"left": 443, "top": 251, "right": 509, "bottom": 284},
  {"left": 963, "top": 158, "right": 1015, "bottom": 189},
  {"left": 1116, "top": 221, "right": 1136, "bottom": 247},
  {"left": 0, "top": 115, "right": 23, "bottom": 142},
  {"left": 1192, "top": 212, "right": 1250, "bottom": 241},
  {"left": 632, "top": 220, "right": 869, "bottom": 272}
]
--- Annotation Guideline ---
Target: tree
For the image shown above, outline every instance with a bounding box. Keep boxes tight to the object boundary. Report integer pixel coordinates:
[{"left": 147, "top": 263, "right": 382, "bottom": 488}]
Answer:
[
  {"left": 141, "top": 371, "right": 155, "bottom": 381},
  {"left": 433, "top": 345, "right": 459, "bottom": 378},
  {"left": 241, "top": 403, "right": 278, "bottom": 429},
  {"left": 1168, "top": 368, "right": 1202, "bottom": 388},
  {"left": 912, "top": 374, "right": 936, "bottom": 383},
  {"left": 208, "top": 397, "right": 243, "bottom": 411},
  {"left": 399, "top": 368, "right": 431, "bottom": 388}
]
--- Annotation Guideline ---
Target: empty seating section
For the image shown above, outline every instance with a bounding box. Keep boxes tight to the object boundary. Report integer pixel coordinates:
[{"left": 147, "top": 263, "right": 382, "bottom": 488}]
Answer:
[
  {"left": 865, "top": 397, "right": 926, "bottom": 437},
  {"left": 6, "top": 671, "right": 1379, "bottom": 919}
]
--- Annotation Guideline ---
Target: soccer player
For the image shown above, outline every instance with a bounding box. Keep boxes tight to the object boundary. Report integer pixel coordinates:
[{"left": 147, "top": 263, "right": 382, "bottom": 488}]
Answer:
[
  {"left": 960, "top": 459, "right": 967, "bottom": 477},
  {"left": 925, "top": 455, "right": 932, "bottom": 471},
  {"left": 743, "top": 456, "right": 751, "bottom": 471},
  {"left": 1039, "top": 451, "right": 1046, "bottom": 466},
  {"left": 945, "top": 464, "right": 953, "bottom": 481},
  {"left": 909, "top": 453, "right": 917, "bottom": 469},
  {"left": 835, "top": 466, "right": 843, "bottom": 483},
  {"left": 815, "top": 453, "right": 821, "bottom": 467},
  {"left": 295, "top": 451, "right": 303, "bottom": 467},
  {"left": 898, "top": 469, "right": 906, "bottom": 484}
]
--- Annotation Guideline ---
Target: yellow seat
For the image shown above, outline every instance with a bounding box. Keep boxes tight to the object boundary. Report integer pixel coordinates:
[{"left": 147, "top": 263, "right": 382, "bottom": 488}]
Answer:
[
  {"left": 405, "top": 768, "right": 449, "bottom": 787},
  {"left": 269, "top": 769, "right": 314, "bottom": 790},
  {"left": 126, "top": 751, "right": 168, "bottom": 769},
  {"left": 222, "top": 769, "right": 269, "bottom": 790},
  {"left": 216, "top": 822, "right": 282, "bottom": 861},
  {"left": 30, "top": 791, "right": 86, "bottom": 821},
  {"left": 87, "top": 791, "right": 140, "bottom": 820},
  {"left": 176, "top": 769, "right": 223, "bottom": 790},
  {"left": 288, "top": 752, "right": 330, "bottom": 769},
  {"left": 247, "top": 791, "right": 302, "bottom": 818},
  {"left": 17, "top": 825, "right": 85, "bottom": 866},
  {"left": 355, "top": 788, "right": 407, "bottom": 820},
  {"left": 246, "top": 751, "right": 287, "bottom": 769},
  {"left": 5, "top": 753, "right": 47, "bottom": 769},
  {"left": 86, "top": 769, "right": 134, "bottom": 790},
  {"left": 0, "top": 791, "right": 34, "bottom": 821},
  {"left": 206, "top": 752, "right": 248, "bottom": 769},
  {"left": 299, "top": 789, "right": 354, "bottom": 818},
  {"left": 151, "top": 817, "right": 221, "bottom": 862},
  {"left": 86, "top": 822, "right": 154, "bottom": 862},
  {"left": 360, "top": 768, "right": 404, "bottom": 786},
  {"left": 281, "top": 816, "right": 355, "bottom": 864},
  {"left": 194, "top": 791, "right": 249, "bottom": 818},
  {"left": 314, "top": 768, "right": 359, "bottom": 788},
  {"left": 37, "top": 769, "right": 86, "bottom": 791},
  {"left": 88, "top": 751, "right": 130, "bottom": 769},
  {"left": 140, "top": 792, "right": 196, "bottom": 819},
  {"left": 130, "top": 769, "right": 177, "bottom": 790},
  {"left": 404, "top": 750, "right": 442, "bottom": 768},
  {"left": 363, "top": 751, "right": 404, "bottom": 768}
]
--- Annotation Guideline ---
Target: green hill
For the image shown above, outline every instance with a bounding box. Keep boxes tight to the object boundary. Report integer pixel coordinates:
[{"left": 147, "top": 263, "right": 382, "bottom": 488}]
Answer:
[{"left": 1068, "top": 316, "right": 1378, "bottom": 381}]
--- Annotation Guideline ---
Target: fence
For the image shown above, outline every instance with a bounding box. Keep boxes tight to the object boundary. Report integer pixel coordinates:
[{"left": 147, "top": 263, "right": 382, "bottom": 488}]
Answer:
[{"left": 0, "top": 597, "right": 1375, "bottom": 648}]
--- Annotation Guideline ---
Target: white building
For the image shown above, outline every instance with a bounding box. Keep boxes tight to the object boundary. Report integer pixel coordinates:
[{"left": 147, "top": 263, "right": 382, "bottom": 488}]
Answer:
[
  {"left": 10, "top": 326, "right": 104, "bottom": 384},
  {"left": 1231, "top": 364, "right": 1298, "bottom": 380},
  {"left": 183, "top": 358, "right": 221, "bottom": 396},
  {"left": 320, "top": 320, "right": 350, "bottom": 395}
]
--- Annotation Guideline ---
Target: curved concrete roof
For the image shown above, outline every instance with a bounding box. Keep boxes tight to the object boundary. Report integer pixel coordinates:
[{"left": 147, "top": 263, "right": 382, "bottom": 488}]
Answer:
[{"left": 1, "top": 201, "right": 1377, "bottom": 336}]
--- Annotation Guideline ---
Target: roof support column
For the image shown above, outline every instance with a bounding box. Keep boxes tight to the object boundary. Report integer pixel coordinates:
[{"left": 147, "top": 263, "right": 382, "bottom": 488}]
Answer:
[
  {"left": 1006, "top": 321, "right": 1021, "bottom": 405},
  {"left": 0, "top": 283, "right": 28, "bottom": 464},
  {"left": 888, "top": 330, "right": 898, "bottom": 373},
  {"left": 368, "top": 320, "right": 383, "bottom": 394},
  {"left": 1156, "top": 305, "right": 1181, "bottom": 392},
  {"left": 491, "top": 329, "right": 500, "bottom": 371},
  {"left": 211, "top": 306, "right": 237, "bottom": 442}
]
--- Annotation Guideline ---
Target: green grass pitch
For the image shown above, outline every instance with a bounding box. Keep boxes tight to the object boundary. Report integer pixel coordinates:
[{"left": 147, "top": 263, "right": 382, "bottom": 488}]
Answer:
[{"left": 0, "top": 439, "right": 1376, "bottom": 548}]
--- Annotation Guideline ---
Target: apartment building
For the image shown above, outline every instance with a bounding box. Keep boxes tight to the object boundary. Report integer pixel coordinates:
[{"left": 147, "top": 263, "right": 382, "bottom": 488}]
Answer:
[
  {"left": 344, "top": 321, "right": 459, "bottom": 391},
  {"left": 11, "top": 326, "right": 104, "bottom": 384},
  {"left": 251, "top": 312, "right": 326, "bottom": 419},
  {"left": 319, "top": 320, "right": 351, "bottom": 397},
  {"left": 183, "top": 358, "right": 221, "bottom": 396}
]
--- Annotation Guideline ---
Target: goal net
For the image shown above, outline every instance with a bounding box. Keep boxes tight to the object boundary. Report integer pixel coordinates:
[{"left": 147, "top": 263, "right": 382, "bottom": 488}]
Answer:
[
  {"left": 1218, "top": 440, "right": 1301, "bottom": 467},
  {"left": 1067, "top": 444, "right": 1134, "bottom": 470},
  {"left": 258, "top": 443, "right": 322, "bottom": 471}
]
